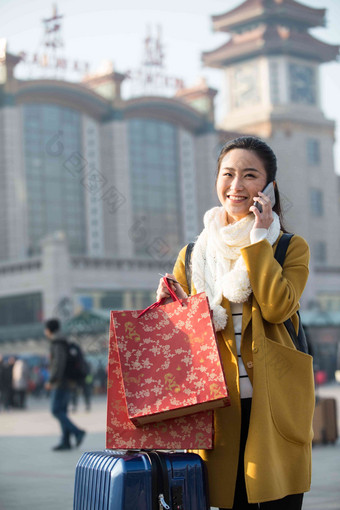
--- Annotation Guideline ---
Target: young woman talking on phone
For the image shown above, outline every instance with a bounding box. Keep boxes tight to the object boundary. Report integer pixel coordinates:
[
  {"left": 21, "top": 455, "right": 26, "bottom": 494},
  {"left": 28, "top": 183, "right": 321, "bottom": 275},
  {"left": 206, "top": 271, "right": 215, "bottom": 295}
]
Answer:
[{"left": 156, "top": 136, "right": 314, "bottom": 509}]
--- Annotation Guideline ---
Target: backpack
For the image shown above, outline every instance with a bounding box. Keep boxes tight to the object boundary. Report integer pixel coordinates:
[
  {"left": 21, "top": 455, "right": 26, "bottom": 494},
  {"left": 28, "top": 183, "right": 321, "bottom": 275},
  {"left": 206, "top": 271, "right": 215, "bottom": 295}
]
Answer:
[
  {"left": 64, "top": 341, "right": 89, "bottom": 382},
  {"left": 184, "top": 233, "right": 310, "bottom": 355}
]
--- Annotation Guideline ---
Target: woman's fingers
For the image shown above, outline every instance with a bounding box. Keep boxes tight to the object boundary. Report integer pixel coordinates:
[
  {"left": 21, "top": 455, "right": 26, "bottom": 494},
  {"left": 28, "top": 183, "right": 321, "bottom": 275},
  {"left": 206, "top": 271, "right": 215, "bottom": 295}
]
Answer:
[
  {"left": 156, "top": 273, "right": 188, "bottom": 301},
  {"left": 250, "top": 192, "right": 274, "bottom": 229},
  {"left": 156, "top": 275, "right": 173, "bottom": 301},
  {"left": 253, "top": 191, "right": 271, "bottom": 209},
  {"left": 165, "top": 273, "right": 177, "bottom": 291},
  {"left": 249, "top": 204, "right": 260, "bottom": 216}
]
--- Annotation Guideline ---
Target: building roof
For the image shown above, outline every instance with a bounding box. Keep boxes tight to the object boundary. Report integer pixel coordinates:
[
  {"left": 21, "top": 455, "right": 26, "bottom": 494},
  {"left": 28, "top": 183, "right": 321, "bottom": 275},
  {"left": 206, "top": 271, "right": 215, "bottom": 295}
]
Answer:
[
  {"left": 14, "top": 79, "right": 111, "bottom": 120},
  {"left": 3, "top": 73, "right": 211, "bottom": 132},
  {"left": 122, "top": 96, "right": 210, "bottom": 132},
  {"left": 202, "top": 24, "right": 340, "bottom": 67},
  {"left": 211, "top": 0, "right": 326, "bottom": 32}
]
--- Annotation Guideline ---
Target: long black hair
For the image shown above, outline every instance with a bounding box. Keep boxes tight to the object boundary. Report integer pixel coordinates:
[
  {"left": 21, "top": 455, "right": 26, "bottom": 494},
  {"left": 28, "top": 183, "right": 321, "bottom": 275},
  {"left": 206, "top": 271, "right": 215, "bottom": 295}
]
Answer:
[{"left": 216, "top": 136, "right": 287, "bottom": 232}]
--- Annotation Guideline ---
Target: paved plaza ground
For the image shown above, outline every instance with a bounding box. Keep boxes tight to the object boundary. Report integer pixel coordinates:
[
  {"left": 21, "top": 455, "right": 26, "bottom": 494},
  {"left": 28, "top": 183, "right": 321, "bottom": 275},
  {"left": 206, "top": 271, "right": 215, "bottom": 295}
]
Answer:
[{"left": 0, "top": 385, "right": 339, "bottom": 510}]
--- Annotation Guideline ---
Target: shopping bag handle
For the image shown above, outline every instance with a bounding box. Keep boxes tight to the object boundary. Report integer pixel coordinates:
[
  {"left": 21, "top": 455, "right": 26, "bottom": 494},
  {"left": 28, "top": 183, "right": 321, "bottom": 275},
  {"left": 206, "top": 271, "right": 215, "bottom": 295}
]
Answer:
[{"left": 138, "top": 277, "right": 183, "bottom": 318}]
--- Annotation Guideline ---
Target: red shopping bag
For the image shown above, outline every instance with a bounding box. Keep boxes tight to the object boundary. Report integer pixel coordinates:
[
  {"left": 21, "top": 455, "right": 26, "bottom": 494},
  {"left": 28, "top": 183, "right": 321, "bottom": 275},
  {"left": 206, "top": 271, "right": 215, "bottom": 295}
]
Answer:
[
  {"left": 112, "top": 277, "right": 230, "bottom": 426},
  {"left": 106, "top": 315, "right": 214, "bottom": 450}
]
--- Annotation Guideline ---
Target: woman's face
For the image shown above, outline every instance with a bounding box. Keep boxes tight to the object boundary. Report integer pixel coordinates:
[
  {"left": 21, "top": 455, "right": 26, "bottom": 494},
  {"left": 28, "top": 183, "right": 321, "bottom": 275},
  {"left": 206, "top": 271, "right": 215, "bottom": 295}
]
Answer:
[{"left": 216, "top": 148, "right": 268, "bottom": 224}]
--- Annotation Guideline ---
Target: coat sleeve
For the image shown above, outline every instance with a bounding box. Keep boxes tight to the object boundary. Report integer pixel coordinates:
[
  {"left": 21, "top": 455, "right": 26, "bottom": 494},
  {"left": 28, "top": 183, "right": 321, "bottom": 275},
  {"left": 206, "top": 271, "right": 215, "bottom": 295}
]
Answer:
[
  {"left": 173, "top": 245, "right": 190, "bottom": 295},
  {"left": 241, "top": 235, "right": 310, "bottom": 324}
]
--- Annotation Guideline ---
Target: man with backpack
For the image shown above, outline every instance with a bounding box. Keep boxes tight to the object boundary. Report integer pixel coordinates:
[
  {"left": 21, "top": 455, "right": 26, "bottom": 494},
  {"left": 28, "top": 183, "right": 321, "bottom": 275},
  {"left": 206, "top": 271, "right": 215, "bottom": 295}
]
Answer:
[{"left": 44, "top": 318, "right": 86, "bottom": 451}]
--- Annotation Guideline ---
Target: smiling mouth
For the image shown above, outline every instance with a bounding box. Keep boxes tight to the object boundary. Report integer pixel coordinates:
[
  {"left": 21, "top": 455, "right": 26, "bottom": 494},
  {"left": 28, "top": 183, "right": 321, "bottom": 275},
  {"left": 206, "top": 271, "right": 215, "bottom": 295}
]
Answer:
[{"left": 227, "top": 195, "right": 248, "bottom": 202}]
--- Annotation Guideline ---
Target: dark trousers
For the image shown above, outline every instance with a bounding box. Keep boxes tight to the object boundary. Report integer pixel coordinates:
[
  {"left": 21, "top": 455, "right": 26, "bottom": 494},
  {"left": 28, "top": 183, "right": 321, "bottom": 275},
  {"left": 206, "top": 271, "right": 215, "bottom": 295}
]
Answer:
[
  {"left": 51, "top": 388, "right": 82, "bottom": 445},
  {"left": 14, "top": 389, "right": 27, "bottom": 408},
  {"left": 220, "top": 398, "right": 304, "bottom": 510}
]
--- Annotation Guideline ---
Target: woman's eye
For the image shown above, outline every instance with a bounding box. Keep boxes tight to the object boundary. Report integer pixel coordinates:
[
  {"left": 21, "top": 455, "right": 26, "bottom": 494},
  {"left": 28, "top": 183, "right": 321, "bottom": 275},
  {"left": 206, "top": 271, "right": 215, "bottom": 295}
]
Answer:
[{"left": 245, "top": 173, "right": 256, "bottom": 178}]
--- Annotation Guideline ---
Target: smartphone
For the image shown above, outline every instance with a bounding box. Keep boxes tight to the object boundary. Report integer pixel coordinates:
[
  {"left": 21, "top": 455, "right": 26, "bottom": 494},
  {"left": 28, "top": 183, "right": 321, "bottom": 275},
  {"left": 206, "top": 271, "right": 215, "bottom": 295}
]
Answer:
[{"left": 253, "top": 181, "right": 276, "bottom": 213}]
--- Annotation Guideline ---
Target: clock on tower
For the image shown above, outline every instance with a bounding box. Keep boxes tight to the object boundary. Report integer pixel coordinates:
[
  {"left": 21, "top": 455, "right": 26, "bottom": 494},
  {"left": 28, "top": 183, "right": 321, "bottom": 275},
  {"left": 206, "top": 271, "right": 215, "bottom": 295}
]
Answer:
[
  {"left": 289, "top": 63, "right": 316, "bottom": 105},
  {"left": 232, "top": 62, "right": 260, "bottom": 108}
]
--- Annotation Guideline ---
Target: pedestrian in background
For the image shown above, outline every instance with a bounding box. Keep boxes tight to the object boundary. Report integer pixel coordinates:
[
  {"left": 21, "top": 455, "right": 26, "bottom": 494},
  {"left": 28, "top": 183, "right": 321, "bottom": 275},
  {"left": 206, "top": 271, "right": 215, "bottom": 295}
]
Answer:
[
  {"left": 0, "top": 354, "right": 4, "bottom": 410},
  {"left": 157, "top": 136, "right": 314, "bottom": 509},
  {"left": 44, "top": 318, "right": 86, "bottom": 451},
  {"left": 12, "top": 357, "right": 29, "bottom": 408},
  {"left": 2, "top": 356, "right": 15, "bottom": 410}
]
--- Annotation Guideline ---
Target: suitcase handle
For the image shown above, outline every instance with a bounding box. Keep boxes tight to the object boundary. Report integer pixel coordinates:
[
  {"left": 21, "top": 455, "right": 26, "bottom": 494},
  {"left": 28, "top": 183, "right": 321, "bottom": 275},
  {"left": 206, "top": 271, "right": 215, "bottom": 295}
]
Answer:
[
  {"left": 159, "top": 494, "right": 170, "bottom": 510},
  {"left": 138, "top": 277, "right": 183, "bottom": 318}
]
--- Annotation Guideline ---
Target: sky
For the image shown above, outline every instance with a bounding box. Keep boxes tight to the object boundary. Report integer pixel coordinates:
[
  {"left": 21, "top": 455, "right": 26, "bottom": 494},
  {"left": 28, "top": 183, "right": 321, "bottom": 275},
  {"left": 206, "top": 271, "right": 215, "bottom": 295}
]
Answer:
[{"left": 1, "top": 0, "right": 340, "bottom": 172}]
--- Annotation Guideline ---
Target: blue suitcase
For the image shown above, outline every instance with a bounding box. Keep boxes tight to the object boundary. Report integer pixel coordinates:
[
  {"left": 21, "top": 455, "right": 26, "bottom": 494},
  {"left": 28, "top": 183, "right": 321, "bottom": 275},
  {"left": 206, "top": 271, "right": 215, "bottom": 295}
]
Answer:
[{"left": 73, "top": 450, "right": 209, "bottom": 510}]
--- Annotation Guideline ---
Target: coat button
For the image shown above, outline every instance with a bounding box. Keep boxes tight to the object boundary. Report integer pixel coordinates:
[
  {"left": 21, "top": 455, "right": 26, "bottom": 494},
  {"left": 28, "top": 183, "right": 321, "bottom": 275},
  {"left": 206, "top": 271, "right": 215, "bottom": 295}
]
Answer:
[
  {"left": 253, "top": 347, "right": 259, "bottom": 354},
  {"left": 247, "top": 361, "right": 254, "bottom": 368}
]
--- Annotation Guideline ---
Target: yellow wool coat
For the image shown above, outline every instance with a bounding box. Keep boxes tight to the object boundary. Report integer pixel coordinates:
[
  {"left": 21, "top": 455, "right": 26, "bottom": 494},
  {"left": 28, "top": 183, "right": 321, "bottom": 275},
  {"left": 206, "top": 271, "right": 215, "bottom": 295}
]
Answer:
[{"left": 173, "top": 233, "right": 314, "bottom": 508}]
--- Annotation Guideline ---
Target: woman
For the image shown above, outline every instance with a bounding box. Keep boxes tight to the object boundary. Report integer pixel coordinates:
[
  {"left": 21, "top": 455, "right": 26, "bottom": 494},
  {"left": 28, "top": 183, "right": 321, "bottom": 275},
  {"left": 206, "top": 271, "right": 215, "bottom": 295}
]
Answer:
[{"left": 156, "top": 136, "right": 314, "bottom": 509}]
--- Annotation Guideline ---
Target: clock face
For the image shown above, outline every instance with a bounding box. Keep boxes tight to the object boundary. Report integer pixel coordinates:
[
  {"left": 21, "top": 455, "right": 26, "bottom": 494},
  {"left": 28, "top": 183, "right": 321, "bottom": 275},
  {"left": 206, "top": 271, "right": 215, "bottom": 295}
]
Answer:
[
  {"left": 289, "top": 63, "right": 316, "bottom": 105},
  {"left": 232, "top": 63, "right": 260, "bottom": 108}
]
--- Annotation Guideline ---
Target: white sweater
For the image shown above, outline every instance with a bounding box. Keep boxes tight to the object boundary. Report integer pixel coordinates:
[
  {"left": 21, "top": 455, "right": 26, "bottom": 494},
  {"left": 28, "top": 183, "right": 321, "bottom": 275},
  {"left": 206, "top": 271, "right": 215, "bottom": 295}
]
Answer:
[{"left": 232, "top": 227, "right": 268, "bottom": 399}]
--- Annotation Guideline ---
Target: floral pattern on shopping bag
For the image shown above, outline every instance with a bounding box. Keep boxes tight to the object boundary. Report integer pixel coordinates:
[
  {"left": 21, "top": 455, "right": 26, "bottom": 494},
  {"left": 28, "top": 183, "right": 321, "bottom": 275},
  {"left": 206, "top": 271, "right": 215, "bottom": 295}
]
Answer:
[{"left": 112, "top": 292, "right": 229, "bottom": 426}]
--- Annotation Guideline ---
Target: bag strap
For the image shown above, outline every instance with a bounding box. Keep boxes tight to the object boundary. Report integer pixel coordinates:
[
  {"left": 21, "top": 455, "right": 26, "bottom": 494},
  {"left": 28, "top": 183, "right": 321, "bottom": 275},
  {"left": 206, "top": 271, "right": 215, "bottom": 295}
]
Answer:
[
  {"left": 138, "top": 277, "right": 183, "bottom": 318},
  {"left": 274, "top": 234, "right": 309, "bottom": 354},
  {"left": 274, "top": 233, "right": 294, "bottom": 266},
  {"left": 185, "top": 242, "right": 195, "bottom": 295},
  {"left": 283, "top": 312, "right": 308, "bottom": 354}
]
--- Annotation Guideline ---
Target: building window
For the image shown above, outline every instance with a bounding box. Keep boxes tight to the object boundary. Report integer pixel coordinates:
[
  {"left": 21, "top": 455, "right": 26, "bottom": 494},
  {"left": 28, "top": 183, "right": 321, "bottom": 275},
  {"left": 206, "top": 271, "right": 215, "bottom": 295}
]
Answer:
[
  {"left": 98, "top": 292, "right": 123, "bottom": 310},
  {"left": 307, "top": 138, "right": 320, "bottom": 165},
  {"left": 313, "top": 242, "right": 327, "bottom": 265},
  {"left": 269, "top": 62, "right": 279, "bottom": 105},
  {"left": 23, "top": 104, "right": 86, "bottom": 255},
  {"left": 0, "top": 293, "right": 42, "bottom": 326},
  {"left": 128, "top": 118, "right": 182, "bottom": 258},
  {"left": 310, "top": 188, "right": 324, "bottom": 217}
]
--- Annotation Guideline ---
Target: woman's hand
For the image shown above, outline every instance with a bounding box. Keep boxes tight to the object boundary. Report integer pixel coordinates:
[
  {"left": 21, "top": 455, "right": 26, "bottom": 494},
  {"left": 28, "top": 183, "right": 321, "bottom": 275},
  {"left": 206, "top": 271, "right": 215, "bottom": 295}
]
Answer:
[
  {"left": 156, "top": 273, "right": 188, "bottom": 302},
  {"left": 249, "top": 191, "right": 274, "bottom": 229}
]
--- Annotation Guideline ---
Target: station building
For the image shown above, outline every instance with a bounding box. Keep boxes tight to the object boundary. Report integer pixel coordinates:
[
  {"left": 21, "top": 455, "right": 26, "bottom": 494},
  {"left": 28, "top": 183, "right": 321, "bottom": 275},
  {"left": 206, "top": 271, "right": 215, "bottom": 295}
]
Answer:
[{"left": 0, "top": 0, "right": 340, "bottom": 371}]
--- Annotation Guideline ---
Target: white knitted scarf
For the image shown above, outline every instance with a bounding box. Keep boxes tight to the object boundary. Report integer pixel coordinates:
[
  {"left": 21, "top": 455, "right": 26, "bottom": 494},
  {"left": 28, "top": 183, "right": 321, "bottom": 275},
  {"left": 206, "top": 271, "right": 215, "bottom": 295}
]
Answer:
[{"left": 192, "top": 207, "right": 281, "bottom": 331}]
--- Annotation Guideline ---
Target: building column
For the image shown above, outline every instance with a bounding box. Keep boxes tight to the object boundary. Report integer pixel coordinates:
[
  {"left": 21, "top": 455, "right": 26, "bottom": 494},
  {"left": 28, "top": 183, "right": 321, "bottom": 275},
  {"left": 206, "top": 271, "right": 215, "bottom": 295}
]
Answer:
[{"left": 41, "top": 231, "right": 73, "bottom": 320}]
